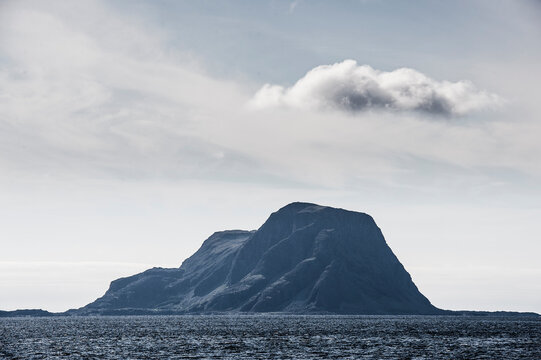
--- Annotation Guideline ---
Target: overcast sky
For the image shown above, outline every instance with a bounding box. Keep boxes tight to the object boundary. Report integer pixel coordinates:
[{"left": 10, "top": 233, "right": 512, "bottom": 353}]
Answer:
[{"left": 1, "top": 0, "right": 540, "bottom": 313}]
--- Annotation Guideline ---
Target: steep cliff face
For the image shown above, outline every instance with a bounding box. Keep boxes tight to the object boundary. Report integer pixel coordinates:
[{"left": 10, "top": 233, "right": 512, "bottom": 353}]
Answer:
[{"left": 78, "top": 202, "right": 441, "bottom": 315}]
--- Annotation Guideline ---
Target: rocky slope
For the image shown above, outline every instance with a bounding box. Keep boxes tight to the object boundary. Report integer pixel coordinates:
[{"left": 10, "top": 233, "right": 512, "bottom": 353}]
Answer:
[{"left": 75, "top": 202, "right": 442, "bottom": 315}]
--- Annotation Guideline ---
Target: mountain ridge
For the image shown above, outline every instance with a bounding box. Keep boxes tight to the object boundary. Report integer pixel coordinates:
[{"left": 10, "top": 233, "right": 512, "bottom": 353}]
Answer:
[
  {"left": 74, "top": 202, "right": 441, "bottom": 315},
  {"left": 2, "top": 202, "right": 539, "bottom": 317}
]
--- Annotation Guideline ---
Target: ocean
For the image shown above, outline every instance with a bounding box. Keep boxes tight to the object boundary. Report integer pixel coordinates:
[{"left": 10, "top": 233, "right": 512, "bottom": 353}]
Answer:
[{"left": 1, "top": 315, "right": 540, "bottom": 359}]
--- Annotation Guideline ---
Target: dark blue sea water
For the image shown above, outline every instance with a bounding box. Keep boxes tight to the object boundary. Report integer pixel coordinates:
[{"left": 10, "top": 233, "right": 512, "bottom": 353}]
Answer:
[{"left": 1, "top": 315, "right": 540, "bottom": 359}]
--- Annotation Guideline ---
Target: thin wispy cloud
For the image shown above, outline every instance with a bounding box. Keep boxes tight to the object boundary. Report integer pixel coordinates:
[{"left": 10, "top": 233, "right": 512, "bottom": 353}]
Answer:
[
  {"left": 250, "top": 60, "right": 502, "bottom": 116},
  {"left": 289, "top": 0, "right": 301, "bottom": 13},
  {"left": 0, "top": 1, "right": 257, "bottom": 182}
]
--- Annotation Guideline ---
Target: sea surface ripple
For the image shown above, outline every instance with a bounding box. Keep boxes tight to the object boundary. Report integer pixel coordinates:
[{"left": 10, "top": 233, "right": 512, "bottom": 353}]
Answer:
[{"left": 1, "top": 315, "right": 540, "bottom": 359}]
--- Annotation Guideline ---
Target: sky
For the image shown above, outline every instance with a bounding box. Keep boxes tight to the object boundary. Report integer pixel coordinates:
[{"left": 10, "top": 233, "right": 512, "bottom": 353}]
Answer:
[{"left": 1, "top": 0, "right": 540, "bottom": 313}]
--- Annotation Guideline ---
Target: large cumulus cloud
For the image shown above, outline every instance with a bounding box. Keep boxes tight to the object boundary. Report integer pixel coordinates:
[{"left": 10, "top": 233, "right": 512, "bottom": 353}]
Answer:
[{"left": 250, "top": 60, "right": 501, "bottom": 116}]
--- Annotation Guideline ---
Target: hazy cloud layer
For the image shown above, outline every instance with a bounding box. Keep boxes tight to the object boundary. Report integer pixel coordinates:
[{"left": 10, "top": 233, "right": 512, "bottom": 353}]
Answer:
[
  {"left": 250, "top": 60, "right": 501, "bottom": 116},
  {"left": 0, "top": 2, "right": 538, "bottom": 189}
]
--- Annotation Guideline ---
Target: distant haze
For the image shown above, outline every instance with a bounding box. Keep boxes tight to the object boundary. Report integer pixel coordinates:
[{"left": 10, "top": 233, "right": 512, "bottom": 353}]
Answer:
[{"left": 0, "top": 0, "right": 540, "bottom": 313}]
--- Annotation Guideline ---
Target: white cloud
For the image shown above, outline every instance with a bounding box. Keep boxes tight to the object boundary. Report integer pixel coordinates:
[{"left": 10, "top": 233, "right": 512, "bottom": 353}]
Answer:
[{"left": 250, "top": 60, "right": 502, "bottom": 116}]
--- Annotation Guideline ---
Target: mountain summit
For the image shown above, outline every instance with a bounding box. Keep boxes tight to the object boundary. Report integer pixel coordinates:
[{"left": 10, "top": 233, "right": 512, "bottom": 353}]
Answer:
[{"left": 77, "top": 202, "right": 441, "bottom": 315}]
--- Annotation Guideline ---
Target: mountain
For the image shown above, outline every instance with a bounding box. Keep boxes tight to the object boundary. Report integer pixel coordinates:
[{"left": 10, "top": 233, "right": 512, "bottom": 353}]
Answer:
[
  {"left": 74, "top": 202, "right": 442, "bottom": 315},
  {"left": 0, "top": 309, "right": 56, "bottom": 317}
]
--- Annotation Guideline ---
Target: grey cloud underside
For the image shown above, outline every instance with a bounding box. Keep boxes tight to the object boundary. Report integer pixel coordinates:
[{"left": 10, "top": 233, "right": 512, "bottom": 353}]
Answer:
[
  {"left": 327, "top": 86, "right": 449, "bottom": 115},
  {"left": 251, "top": 60, "right": 501, "bottom": 116}
]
